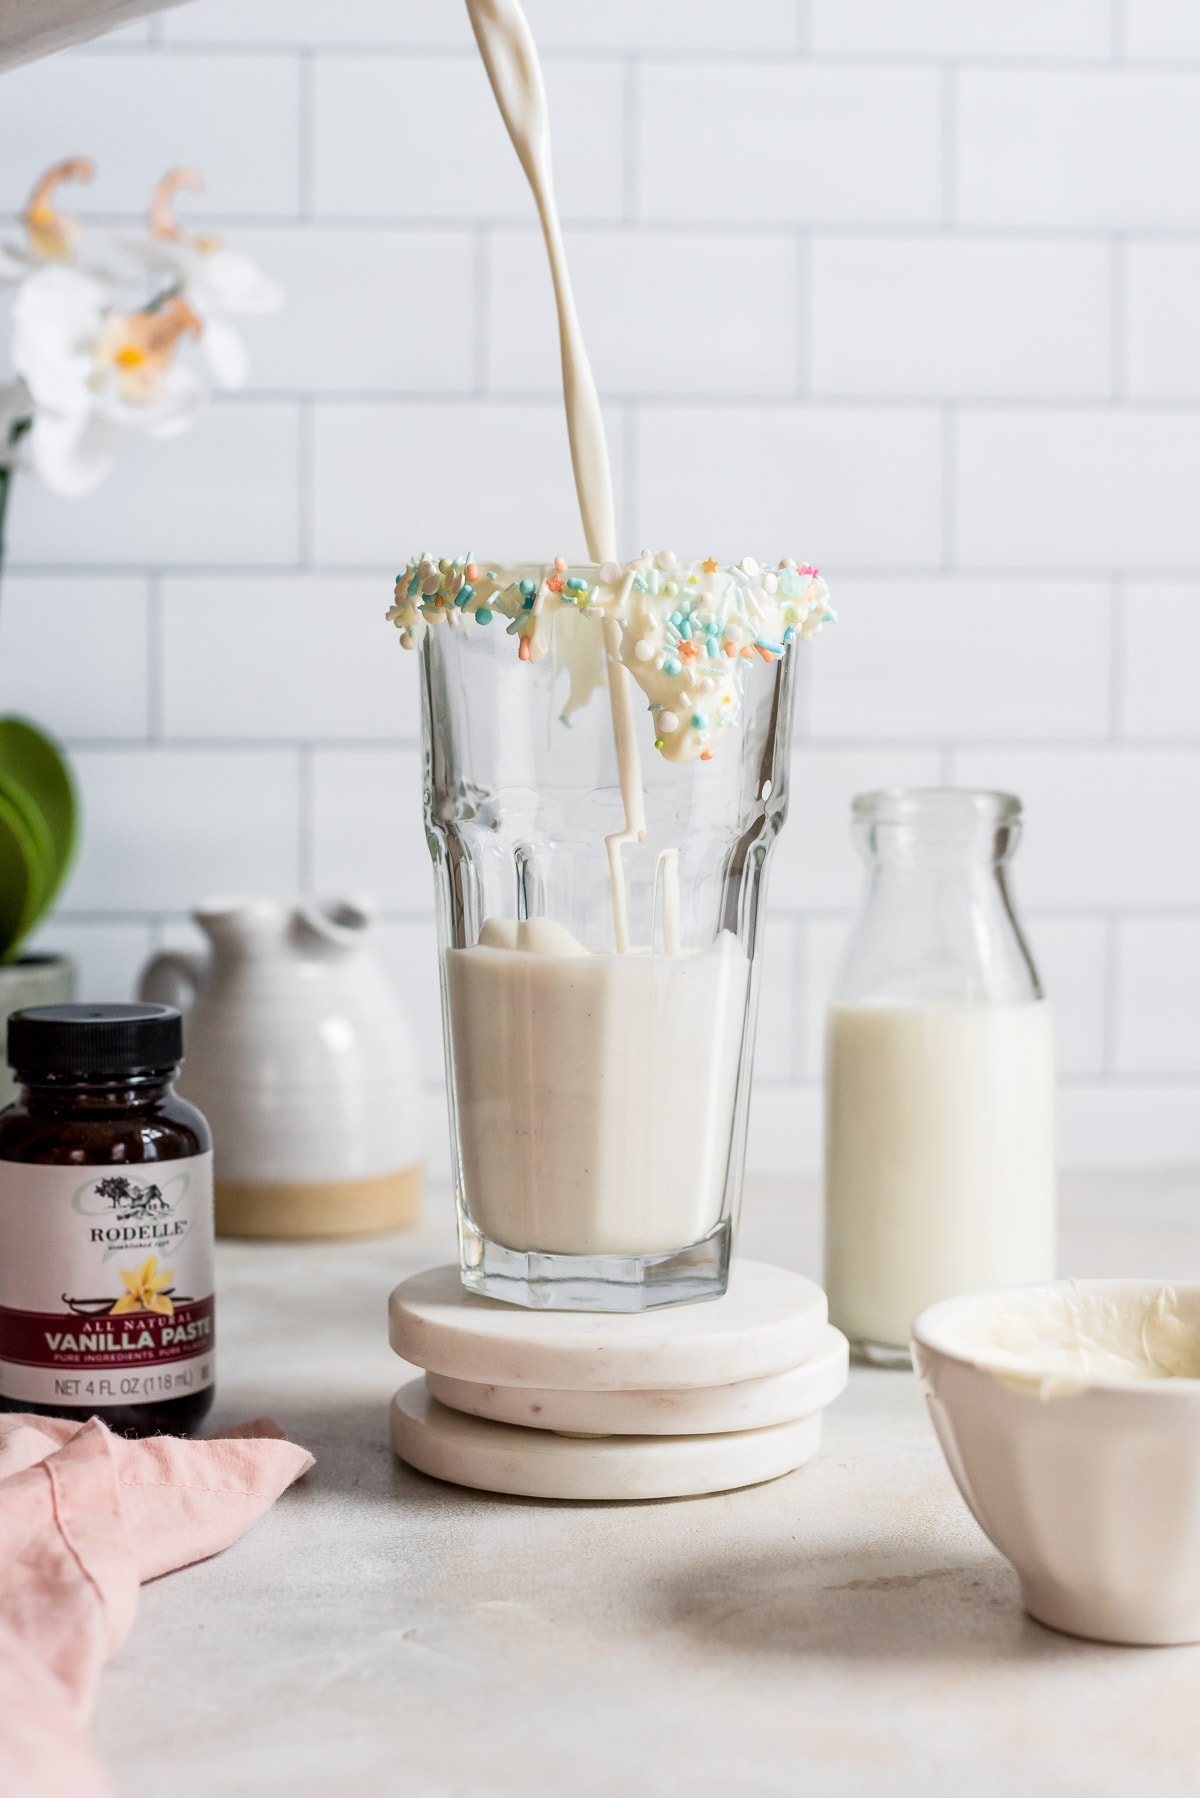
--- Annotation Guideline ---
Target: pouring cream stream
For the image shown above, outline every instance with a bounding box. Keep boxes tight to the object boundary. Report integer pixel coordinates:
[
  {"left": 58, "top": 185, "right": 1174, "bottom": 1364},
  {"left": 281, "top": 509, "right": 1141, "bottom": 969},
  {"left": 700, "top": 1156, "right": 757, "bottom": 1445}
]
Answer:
[
  {"left": 465, "top": 0, "right": 648, "bottom": 952},
  {"left": 391, "top": 4, "right": 830, "bottom": 1261}
]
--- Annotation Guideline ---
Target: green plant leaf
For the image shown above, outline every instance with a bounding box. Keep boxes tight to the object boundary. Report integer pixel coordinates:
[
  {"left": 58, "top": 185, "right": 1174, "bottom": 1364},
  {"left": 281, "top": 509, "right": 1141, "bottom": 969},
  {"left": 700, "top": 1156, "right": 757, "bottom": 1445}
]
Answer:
[
  {"left": 0, "top": 775, "right": 43, "bottom": 962},
  {"left": 0, "top": 770, "right": 58, "bottom": 960},
  {"left": 0, "top": 716, "right": 78, "bottom": 920}
]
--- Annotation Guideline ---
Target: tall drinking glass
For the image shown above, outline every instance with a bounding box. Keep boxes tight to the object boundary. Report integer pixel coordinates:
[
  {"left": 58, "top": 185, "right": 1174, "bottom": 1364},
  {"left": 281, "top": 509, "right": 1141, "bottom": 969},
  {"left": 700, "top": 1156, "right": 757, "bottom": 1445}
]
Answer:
[{"left": 418, "top": 560, "right": 802, "bottom": 1311}]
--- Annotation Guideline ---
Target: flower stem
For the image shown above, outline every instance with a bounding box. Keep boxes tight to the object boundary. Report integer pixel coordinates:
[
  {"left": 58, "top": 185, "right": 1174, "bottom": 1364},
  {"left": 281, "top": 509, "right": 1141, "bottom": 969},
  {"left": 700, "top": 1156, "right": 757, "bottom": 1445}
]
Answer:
[
  {"left": 0, "top": 462, "right": 11, "bottom": 570},
  {"left": 0, "top": 418, "right": 32, "bottom": 626}
]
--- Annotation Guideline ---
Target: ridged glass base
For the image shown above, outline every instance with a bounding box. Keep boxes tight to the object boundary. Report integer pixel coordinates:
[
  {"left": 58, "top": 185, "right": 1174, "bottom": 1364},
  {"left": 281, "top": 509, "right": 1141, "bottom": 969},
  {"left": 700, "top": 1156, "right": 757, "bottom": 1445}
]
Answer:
[{"left": 458, "top": 1215, "right": 732, "bottom": 1312}]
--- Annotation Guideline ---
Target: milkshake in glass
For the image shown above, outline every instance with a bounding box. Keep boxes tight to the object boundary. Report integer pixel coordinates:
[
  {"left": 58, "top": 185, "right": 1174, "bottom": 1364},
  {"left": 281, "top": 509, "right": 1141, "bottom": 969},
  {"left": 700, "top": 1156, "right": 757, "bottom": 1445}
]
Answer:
[{"left": 391, "top": 552, "right": 829, "bottom": 1309}]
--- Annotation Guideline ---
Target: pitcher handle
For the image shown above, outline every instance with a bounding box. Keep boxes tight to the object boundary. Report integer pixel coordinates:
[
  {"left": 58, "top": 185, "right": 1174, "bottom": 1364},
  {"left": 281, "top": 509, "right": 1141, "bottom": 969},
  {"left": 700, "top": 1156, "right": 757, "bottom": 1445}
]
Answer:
[{"left": 138, "top": 950, "right": 207, "bottom": 1015}]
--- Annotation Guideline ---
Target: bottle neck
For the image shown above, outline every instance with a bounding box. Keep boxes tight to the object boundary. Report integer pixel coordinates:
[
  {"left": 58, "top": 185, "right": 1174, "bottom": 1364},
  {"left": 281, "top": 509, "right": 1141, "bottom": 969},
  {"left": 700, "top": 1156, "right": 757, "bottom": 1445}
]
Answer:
[
  {"left": 862, "top": 848, "right": 1017, "bottom": 919},
  {"left": 13, "top": 1066, "right": 180, "bottom": 1115},
  {"left": 859, "top": 814, "right": 1019, "bottom": 875},
  {"left": 841, "top": 843, "right": 1040, "bottom": 1006}
]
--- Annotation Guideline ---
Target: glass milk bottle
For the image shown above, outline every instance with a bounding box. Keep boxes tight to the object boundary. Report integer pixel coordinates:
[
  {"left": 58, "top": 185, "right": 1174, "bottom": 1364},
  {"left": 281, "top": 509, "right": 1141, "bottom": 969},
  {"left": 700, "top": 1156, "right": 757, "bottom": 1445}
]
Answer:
[{"left": 824, "top": 789, "right": 1056, "bottom": 1365}]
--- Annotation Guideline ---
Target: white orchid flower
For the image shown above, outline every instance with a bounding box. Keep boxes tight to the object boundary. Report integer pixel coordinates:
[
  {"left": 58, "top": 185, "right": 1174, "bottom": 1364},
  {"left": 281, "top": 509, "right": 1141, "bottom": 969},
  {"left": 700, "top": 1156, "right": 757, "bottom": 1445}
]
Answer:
[
  {"left": 121, "top": 169, "right": 283, "bottom": 390},
  {"left": 0, "top": 157, "right": 96, "bottom": 280},
  {"left": 0, "top": 160, "right": 282, "bottom": 496},
  {"left": 0, "top": 159, "right": 117, "bottom": 492},
  {"left": 12, "top": 263, "right": 203, "bottom": 496}
]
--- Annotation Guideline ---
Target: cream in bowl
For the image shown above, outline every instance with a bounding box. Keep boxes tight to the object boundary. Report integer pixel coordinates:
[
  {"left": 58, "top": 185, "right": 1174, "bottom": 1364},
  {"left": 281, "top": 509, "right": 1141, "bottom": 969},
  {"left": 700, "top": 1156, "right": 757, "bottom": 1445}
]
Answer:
[{"left": 911, "top": 1280, "right": 1200, "bottom": 1645}]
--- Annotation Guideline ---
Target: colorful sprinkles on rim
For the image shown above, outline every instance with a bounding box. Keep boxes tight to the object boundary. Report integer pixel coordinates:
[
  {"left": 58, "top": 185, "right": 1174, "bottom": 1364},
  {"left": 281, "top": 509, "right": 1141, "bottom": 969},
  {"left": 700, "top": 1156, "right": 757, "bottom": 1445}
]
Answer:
[{"left": 388, "top": 551, "right": 832, "bottom": 765}]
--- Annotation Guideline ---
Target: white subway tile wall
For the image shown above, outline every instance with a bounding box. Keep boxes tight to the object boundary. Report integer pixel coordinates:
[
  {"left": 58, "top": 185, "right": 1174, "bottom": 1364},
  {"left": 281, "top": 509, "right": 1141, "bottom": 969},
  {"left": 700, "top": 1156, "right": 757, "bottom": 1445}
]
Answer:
[
  {"left": 315, "top": 59, "right": 625, "bottom": 222},
  {"left": 8, "top": 404, "right": 300, "bottom": 565},
  {"left": 487, "top": 230, "right": 799, "bottom": 395},
  {"left": 10, "top": 0, "right": 1200, "bottom": 1171}
]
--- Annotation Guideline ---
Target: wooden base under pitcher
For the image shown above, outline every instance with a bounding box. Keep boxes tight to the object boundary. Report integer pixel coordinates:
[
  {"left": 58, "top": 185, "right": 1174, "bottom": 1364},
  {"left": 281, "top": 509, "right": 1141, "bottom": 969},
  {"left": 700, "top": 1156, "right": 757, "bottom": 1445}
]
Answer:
[{"left": 216, "top": 1165, "right": 422, "bottom": 1240}]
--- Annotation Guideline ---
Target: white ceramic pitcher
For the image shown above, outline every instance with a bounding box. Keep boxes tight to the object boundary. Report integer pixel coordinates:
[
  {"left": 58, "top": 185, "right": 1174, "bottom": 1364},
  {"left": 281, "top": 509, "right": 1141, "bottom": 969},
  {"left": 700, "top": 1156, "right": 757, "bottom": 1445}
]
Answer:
[{"left": 139, "top": 897, "right": 423, "bottom": 1240}]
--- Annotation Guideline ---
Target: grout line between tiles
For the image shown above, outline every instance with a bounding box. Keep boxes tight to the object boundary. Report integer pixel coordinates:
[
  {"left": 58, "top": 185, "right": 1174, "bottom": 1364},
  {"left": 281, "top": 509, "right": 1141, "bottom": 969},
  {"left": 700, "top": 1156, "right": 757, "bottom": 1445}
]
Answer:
[
  {"left": 795, "top": 1, "right": 812, "bottom": 56},
  {"left": 1109, "top": 577, "right": 1126, "bottom": 738},
  {"left": 297, "top": 46, "right": 315, "bottom": 220},
  {"left": 47, "top": 736, "right": 1200, "bottom": 758},
  {"left": 472, "top": 228, "right": 489, "bottom": 394},
  {"left": 794, "top": 233, "right": 810, "bottom": 397},
  {"left": 49, "top": 903, "right": 1200, "bottom": 926},
  {"left": 297, "top": 399, "right": 313, "bottom": 568},
  {"left": 1111, "top": 0, "right": 1127, "bottom": 60},
  {"left": 621, "top": 403, "right": 638, "bottom": 555},
  {"left": 298, "top": 744, "right": 314, "bottom": 893},
  {"left": 941, "top": 408, "right": 957, "bottom": 569},
  {"left": 75, "top": 42, "right": 1200, "bottom": 69},
  {"left": 1103, "top": 917, "right": 1122, "bottom": 1076},
  {"left": 124, "top": 389, "right": 1200, "bottom": 412},
  {"left": 940, "top": 68, "right": 957, "bottom": 229},
  {"left": 622, "top": 59, "right": 638, "bottom": 224},
  {"left": 146, "top": 573, "right": 163, "bottom": 742},
  {"left": 793, "top": 917, "right": 809, "bottom": 1080},
  {"left": 16, "top": 563, "right": 1200, "bottom": 584},
  {"left": 1112, "top": 237, "right": 1128, "bottom": 400}
]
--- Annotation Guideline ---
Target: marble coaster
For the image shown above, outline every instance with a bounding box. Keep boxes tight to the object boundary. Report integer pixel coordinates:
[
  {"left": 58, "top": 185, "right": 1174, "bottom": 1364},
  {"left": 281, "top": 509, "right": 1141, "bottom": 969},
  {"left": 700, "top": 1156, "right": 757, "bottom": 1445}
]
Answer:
[
  {"left": 390, "top": 1380, "right": 823, "bottom": 1500},
  {"left": 425, "top": 1323, "right": 849, "bottom": 1436},
  {"left": 389, "top": 1259, "right": 827, "bottom": 1391}
]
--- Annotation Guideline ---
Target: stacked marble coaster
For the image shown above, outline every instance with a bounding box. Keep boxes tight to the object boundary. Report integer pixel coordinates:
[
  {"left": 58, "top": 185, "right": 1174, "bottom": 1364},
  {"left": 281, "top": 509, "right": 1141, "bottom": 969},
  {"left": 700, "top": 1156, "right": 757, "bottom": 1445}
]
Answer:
[{"left": 388, "top": 1260, "right": 849, "bottom": 1501}]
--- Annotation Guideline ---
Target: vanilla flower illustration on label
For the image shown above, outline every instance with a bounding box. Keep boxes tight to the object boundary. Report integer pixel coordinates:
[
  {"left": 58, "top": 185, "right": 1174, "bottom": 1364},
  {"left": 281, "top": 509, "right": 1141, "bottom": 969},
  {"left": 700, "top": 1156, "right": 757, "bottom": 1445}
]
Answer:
[{"left": 111, "top": 1254, "right": 176, "bottom": 1318}]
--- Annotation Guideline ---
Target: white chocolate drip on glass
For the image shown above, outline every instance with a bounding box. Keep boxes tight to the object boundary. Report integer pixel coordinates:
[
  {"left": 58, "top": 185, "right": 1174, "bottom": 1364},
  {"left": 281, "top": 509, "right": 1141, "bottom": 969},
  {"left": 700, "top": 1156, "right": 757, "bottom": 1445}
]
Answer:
[
  {"left": 466, "top": 0, "right": 645, "bottom": 950},
  {"left": 390, "top": 554, "right": 830, "bottom": 768}
]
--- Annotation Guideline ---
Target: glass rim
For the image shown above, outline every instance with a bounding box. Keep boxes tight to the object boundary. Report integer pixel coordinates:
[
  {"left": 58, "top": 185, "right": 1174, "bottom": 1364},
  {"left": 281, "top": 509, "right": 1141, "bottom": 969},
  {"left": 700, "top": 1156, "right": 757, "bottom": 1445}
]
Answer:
[{"left": 852, "top": 787, "right": 1021, "bottom": 826}]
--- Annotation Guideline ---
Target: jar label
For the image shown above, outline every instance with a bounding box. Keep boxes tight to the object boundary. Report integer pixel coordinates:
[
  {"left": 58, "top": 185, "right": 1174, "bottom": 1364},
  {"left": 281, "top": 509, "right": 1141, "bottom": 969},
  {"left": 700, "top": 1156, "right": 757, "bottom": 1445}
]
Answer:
[{"left": 0, "top": 1154, "right": 215, "bottom": 1408}]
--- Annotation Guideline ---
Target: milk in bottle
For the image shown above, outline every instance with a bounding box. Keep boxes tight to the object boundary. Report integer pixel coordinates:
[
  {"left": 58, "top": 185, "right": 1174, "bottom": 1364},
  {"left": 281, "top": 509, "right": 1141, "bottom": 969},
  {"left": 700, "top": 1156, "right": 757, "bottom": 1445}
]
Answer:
[{"left": 823, "top": 790, "right": 1056, "bottom": 1362}]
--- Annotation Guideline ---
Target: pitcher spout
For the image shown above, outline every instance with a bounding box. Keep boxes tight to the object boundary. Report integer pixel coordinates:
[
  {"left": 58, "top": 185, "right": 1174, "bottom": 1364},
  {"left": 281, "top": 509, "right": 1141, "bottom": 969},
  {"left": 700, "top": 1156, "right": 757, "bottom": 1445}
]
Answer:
[
  {"left": 291, "top": 898, "right": 375, "bottom": 958},
  {"left": 194, "top": 896, "right": 287, "bottom": 953}
]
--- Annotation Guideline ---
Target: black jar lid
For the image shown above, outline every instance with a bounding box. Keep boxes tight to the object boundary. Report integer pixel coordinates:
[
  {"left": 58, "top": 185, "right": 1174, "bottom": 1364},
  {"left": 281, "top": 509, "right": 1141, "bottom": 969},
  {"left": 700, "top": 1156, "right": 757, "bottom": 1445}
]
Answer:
[{"left": 8, "top": 1003, "right": 183, "bottom": 1076}]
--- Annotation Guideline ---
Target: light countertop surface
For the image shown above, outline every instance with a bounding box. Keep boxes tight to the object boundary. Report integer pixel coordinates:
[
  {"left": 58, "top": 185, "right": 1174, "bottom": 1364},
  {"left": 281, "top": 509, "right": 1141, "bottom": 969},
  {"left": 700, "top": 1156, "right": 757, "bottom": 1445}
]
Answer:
[{"left": 97, "top": 1172, "right": 1200, "bottom": 1798}]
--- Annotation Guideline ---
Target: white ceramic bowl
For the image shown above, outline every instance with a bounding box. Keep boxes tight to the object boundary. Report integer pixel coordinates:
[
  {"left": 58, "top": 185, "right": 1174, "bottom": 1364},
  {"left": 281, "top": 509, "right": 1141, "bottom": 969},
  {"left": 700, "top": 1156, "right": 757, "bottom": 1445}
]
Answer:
[{"left": 912, "top": 1279, "right": 1200, "bottom": 1646}]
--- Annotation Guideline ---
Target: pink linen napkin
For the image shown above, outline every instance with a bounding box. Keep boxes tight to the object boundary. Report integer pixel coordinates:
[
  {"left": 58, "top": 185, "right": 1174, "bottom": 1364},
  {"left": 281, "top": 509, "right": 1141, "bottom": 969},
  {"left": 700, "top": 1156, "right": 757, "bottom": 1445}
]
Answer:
[{"left": 0, "top": 1412, "right": 313, "bottom": 1798}]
